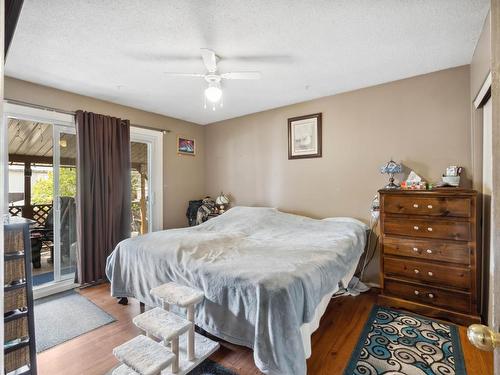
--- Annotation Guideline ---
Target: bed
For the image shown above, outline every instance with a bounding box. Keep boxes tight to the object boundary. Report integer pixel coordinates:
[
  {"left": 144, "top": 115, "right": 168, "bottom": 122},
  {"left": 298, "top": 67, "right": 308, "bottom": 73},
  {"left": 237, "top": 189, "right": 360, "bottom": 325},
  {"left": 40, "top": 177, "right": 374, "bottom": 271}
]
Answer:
[{"left": 106, "top": 206, "right": 367, "bottom": 374}]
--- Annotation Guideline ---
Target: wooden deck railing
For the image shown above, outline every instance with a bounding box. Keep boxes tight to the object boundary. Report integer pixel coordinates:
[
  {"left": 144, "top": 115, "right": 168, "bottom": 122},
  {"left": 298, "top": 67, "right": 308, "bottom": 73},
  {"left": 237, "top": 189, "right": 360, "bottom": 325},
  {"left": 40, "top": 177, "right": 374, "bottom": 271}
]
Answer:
[{"left": 8, "top": 204, "right": 53, "bottom": 226}]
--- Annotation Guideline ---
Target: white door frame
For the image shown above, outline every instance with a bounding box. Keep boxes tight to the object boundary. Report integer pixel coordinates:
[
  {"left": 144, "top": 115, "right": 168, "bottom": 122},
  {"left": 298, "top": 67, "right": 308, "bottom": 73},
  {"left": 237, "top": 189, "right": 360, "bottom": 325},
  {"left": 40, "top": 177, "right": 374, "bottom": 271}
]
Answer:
[
  {"left": 130, "top": 126, "right": 163, "bottom": 232},
  {"left": 1, "top": 1, "right": 5, "bottom": 368}
]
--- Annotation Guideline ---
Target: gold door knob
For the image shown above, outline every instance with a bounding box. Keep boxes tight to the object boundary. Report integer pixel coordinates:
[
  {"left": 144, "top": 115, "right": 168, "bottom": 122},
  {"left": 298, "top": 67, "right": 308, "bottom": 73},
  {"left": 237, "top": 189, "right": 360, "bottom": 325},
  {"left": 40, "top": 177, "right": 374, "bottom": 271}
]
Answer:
[{"left": 467, "top": 324, "right": 500, "bottom": 351}]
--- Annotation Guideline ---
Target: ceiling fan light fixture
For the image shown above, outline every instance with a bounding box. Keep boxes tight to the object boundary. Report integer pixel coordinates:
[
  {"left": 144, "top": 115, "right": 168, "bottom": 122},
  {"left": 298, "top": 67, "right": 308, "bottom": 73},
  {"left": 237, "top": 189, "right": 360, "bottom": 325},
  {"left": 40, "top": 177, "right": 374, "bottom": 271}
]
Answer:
[{"left": 205, "top": 82, "right": 222, "bottom": 103}]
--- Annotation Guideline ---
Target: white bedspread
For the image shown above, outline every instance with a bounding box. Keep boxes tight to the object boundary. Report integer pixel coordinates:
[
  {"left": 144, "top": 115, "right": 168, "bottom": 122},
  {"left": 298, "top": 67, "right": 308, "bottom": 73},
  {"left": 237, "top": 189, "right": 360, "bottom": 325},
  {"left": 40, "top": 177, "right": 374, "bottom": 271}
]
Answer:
[{"left": 106, "top": 207, "right": 366, "bottom": 374}]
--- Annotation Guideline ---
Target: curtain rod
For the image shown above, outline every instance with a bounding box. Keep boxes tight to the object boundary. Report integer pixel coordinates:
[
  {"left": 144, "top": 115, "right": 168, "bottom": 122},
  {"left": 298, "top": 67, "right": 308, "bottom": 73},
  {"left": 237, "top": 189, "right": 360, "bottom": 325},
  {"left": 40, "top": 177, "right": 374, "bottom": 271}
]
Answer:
[{"left": 4, "top": 98, "right": 171, "bottom": 134}]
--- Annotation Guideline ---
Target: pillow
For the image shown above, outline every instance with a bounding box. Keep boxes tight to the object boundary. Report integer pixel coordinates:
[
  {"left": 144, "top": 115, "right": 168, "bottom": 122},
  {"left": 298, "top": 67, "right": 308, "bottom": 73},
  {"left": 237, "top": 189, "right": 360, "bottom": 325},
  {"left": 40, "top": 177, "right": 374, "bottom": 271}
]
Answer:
[{"left": 322, "top": 217, "right": 369, "bottom": 230}]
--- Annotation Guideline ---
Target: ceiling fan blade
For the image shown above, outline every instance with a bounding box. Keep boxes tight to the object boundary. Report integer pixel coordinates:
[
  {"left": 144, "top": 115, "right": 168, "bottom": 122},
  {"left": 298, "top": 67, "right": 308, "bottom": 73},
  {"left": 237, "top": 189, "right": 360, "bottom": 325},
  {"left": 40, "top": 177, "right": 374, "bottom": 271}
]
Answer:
[
  {"left": 223, "top": 55, "right": 293, "bottom": 63},
  {"left": 220, "top": 72, "right": 262, "bottom": 80},
  {"left": 163, "top": 72, "right": 205, "bottom": 78},
  {"left": 200, "top": 48, "right": 218, "bottom": 73},
  {"left": 126, "top": 51, "right": 200, "bottom": 62}
]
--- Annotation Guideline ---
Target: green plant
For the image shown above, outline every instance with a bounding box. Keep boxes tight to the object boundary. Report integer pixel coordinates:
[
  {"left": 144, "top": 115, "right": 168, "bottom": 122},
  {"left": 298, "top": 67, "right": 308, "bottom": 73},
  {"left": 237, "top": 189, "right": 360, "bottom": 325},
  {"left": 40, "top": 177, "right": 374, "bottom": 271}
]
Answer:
[{"left": 32, "top": 167, "right": 77, "bottom": 204}]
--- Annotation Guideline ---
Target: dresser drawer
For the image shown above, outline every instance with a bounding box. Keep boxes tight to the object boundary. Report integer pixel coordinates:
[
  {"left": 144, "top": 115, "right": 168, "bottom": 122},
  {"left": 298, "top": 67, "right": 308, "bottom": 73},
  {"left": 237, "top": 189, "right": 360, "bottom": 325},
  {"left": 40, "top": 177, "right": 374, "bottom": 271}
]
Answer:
[
  {"left": 383, "top": 195, "right": 471, "bottom": 217},
  {"left": 384, "top": 279, "right": 471, "bottom": 313},
  {"left": 384, "top": 257, "right": 471, "bottom": 290},
  {"left": 384, "top": 218, "right": 471, "bottom": 241},
  {"left": 383, "top": 237, "right": 470, "bottom": 265}
]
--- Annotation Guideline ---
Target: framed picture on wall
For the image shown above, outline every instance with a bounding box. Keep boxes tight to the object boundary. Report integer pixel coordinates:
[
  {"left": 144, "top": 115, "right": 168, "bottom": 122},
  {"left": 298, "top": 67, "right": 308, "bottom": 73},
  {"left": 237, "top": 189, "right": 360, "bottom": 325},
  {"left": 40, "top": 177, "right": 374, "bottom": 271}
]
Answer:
[
  {"left": 288, "top": 113, "right": 322, "bottom": 159},
  {"left": 177, "top": 136, "right": 196, "bottom": 156}
]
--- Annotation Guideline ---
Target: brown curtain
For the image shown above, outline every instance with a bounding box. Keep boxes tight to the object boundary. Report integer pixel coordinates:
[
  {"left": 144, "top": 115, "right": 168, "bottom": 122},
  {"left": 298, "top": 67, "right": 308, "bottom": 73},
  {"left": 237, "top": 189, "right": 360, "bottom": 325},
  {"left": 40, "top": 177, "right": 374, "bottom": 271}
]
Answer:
[{"left": 75, "top": 110, "right": 131, "bottom": 284}]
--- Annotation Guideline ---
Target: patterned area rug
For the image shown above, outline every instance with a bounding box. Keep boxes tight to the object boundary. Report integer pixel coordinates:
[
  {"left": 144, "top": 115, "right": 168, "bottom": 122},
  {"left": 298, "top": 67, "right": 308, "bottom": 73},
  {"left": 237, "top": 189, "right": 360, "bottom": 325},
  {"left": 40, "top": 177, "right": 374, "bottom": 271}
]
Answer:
[{"left": 345, "top": 306, "right": 466, "bottom": 375}]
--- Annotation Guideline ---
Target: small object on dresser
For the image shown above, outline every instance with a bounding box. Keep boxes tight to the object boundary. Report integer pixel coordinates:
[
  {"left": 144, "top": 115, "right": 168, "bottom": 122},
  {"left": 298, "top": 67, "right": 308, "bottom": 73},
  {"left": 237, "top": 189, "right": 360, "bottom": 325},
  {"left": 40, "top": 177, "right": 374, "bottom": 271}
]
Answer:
[
  {"left": 401, "top": 171, "right": 427, "bottom": 190},
  {"left": 380, "top": 159, "right": 402, "bottom": 189},
  {"left": 436, "top": 166, "right": 463, "bottom": 187},
  {"left": 215, "top": 192, "right": 230, "bottom": 214}
]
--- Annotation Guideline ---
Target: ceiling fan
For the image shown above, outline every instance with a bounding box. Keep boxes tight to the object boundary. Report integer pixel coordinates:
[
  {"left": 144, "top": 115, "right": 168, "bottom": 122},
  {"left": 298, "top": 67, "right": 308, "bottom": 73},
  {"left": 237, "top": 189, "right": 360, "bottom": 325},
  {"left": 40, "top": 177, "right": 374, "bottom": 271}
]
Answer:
[{"left": 164, "top": 49, "right": 262, "bottom": 109}]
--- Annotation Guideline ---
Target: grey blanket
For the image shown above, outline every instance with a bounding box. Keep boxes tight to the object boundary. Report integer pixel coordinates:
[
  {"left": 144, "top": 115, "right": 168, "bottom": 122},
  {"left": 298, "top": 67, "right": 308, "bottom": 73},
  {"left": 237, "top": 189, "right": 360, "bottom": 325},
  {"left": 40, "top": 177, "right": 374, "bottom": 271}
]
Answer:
[{"left": 106, "top": 207, "right": 366, "bottom": 374}]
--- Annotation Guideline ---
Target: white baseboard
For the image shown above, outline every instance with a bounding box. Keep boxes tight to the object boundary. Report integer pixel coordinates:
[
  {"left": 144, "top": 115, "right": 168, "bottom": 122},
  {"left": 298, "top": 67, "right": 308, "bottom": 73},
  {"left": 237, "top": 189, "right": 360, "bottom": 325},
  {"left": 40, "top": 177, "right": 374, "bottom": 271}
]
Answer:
[
  {"left": 33, "top": 278, "right": 79, "bottom": 299},
  {"left": 366, "top": 282, "right": 381, "bottom": 289}
]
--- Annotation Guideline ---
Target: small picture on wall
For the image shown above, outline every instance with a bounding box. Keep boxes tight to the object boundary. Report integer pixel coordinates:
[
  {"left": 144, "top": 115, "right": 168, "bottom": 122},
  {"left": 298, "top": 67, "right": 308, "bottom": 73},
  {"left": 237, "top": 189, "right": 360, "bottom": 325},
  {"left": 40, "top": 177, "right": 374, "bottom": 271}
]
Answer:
[
  {"left": 288, "top": 113, "right": 322, "bottom": 159},
  {"left": 177, "top": 136, "right": 196, "bottom": 156}
]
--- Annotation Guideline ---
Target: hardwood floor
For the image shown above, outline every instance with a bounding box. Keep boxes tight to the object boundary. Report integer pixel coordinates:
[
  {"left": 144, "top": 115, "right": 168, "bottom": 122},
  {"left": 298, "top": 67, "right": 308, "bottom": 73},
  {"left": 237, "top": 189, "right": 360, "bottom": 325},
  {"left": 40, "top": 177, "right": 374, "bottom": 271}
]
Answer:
[{"left": 36, "top": 284, "right": 493, "bottom": 375}]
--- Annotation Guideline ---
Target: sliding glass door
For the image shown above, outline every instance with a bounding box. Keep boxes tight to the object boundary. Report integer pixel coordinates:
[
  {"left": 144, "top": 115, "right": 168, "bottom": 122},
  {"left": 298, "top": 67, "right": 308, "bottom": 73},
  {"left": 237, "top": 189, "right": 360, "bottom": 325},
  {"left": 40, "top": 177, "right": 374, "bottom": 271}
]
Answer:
[
  {"left": 4, "top": 104, "right": 164, "bottom": 296},
  {"left": 4, "top": 103, "right": 77, "bottom": 295},
  {"left": 130, "top": 127, "right": 163, "bottom": 234}
]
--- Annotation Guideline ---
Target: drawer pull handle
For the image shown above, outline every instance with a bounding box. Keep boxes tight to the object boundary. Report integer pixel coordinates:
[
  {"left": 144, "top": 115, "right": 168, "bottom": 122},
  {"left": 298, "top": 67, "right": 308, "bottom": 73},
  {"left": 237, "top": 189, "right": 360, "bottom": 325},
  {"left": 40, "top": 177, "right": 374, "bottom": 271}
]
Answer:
[
  {"left": 428, "top": 271, "right": 433, "bottom": 277},
  {"left": 428, "top": 293, "right": 434, "bottom": 299},
  {"left": 413, "top": 203, "right": 419, "bottom": 208},
  {"left": 413, "top": 226, "right": 419, "bottom": 230},
  {"left": 427, "top": 204, "right": 433, "bottom": 209},
  {"left": 413, "top": 247, "right": 419, "bottom": 252},
  {"left": 426, "top": 249, "right": 433, "bottom": 254},
  {"left": 414, "top": 290, "right": 420, "bottom": 295},
  {"left": 414, "top": 269, "right": 420, "bottom": 274},
  {"left": 427, "top": 227, "right": 433, "bottom": 232}
]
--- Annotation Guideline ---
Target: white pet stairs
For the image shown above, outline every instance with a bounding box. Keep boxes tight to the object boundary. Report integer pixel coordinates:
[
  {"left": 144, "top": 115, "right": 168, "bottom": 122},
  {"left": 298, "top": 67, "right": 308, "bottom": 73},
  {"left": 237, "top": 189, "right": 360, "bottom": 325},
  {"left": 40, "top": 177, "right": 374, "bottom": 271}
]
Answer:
[{"left": 112, "top": 282, "right": 220, "bottom": 375}]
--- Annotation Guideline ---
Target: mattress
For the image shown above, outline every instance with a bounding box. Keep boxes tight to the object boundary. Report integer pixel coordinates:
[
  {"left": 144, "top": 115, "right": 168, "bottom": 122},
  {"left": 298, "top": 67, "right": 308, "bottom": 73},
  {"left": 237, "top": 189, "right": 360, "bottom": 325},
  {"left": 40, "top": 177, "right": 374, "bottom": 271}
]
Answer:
[{"left": 300, "top": 262, "right": 358, "bottom": 358}]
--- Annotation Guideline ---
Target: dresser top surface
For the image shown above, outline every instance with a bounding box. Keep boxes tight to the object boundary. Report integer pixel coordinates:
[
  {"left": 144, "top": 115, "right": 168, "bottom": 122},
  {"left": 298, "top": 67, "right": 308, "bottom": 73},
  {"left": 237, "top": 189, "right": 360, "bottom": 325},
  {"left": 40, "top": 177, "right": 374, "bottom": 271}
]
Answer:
[{"left": 379, "top": 188, "right": 477, "bottom": 196}]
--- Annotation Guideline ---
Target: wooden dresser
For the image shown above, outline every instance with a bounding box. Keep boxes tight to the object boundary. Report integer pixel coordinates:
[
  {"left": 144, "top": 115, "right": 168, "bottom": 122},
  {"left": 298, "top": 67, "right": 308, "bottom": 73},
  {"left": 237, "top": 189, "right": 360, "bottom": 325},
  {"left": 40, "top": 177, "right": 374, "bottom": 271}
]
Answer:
[{"left": 378, "top": 189, "right": 481, "bottom": 325}]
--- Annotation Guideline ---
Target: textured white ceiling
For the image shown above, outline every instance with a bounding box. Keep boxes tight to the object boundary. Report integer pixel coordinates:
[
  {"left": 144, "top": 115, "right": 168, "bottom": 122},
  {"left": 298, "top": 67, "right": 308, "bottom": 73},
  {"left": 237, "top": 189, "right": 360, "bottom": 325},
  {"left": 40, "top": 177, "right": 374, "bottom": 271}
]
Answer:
[{"left": 6, "top": 0, "right": 489, "bottom": 125}]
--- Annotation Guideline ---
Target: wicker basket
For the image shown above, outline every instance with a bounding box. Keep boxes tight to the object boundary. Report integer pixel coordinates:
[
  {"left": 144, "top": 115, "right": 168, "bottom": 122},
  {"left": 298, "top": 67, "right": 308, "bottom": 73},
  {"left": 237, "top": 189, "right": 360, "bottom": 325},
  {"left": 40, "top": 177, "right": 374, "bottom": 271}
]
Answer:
[
  {"left": 4, "top": 287, "right": 27, "bottom": 313},
  {"left": 4, "top": 345, "right": 30, "bottom": 373},
  {"left": 5, "top": 258, "right": 25, "bottom": 286},
  {"left": 5, "top": 316, "right": 29, "bottom": 343},
  {"left": 5, "top": 229, "right": 24, "bottom": 254}
]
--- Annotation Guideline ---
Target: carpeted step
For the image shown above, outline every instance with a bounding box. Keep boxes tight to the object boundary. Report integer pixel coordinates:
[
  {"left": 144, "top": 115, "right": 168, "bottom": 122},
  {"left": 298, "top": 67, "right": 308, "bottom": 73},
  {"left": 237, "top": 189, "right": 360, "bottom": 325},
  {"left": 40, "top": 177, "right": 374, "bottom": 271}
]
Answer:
[
  {"left": 133, "top": 307, "right": 191, "bottom": 342},
  {"left": 150, "top": 282, "right": 204, "bottom": 307},
  {"left": 113, "top": 335, "right": 175, "bottom": 375},
  {"left": 112, "top": 364, "right": 139, "bottom": 375}
]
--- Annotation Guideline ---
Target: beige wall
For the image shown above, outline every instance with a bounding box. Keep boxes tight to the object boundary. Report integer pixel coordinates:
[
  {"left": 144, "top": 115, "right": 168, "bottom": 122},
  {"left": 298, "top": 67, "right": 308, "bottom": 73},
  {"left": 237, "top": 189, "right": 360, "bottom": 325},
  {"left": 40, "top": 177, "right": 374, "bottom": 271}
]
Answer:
[
  {"left": 205, "top": 65, "right": 472, "bottom": 284},
  {"left": 4, "top": 77, "right": 205, "bottom": 229}
]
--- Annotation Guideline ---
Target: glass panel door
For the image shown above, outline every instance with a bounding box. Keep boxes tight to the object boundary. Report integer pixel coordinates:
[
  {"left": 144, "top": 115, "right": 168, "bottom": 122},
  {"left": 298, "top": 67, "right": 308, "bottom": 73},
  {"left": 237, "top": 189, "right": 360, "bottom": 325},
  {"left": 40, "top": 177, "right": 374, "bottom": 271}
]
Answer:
[
  {"left": 131, "top": 141, "right": 151, "bottom": 237},
  {"left": 7, "top": 119, "right": 56, "bottom": 286},
  {"left": 53, "top": 126, "right": 77, "bottom": 281},
  {"left": 4, "top": 103, "right": 77, "bottom": 296},
  {"left": 130, "top": 126, "right": 163, "bottom": 233}
]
